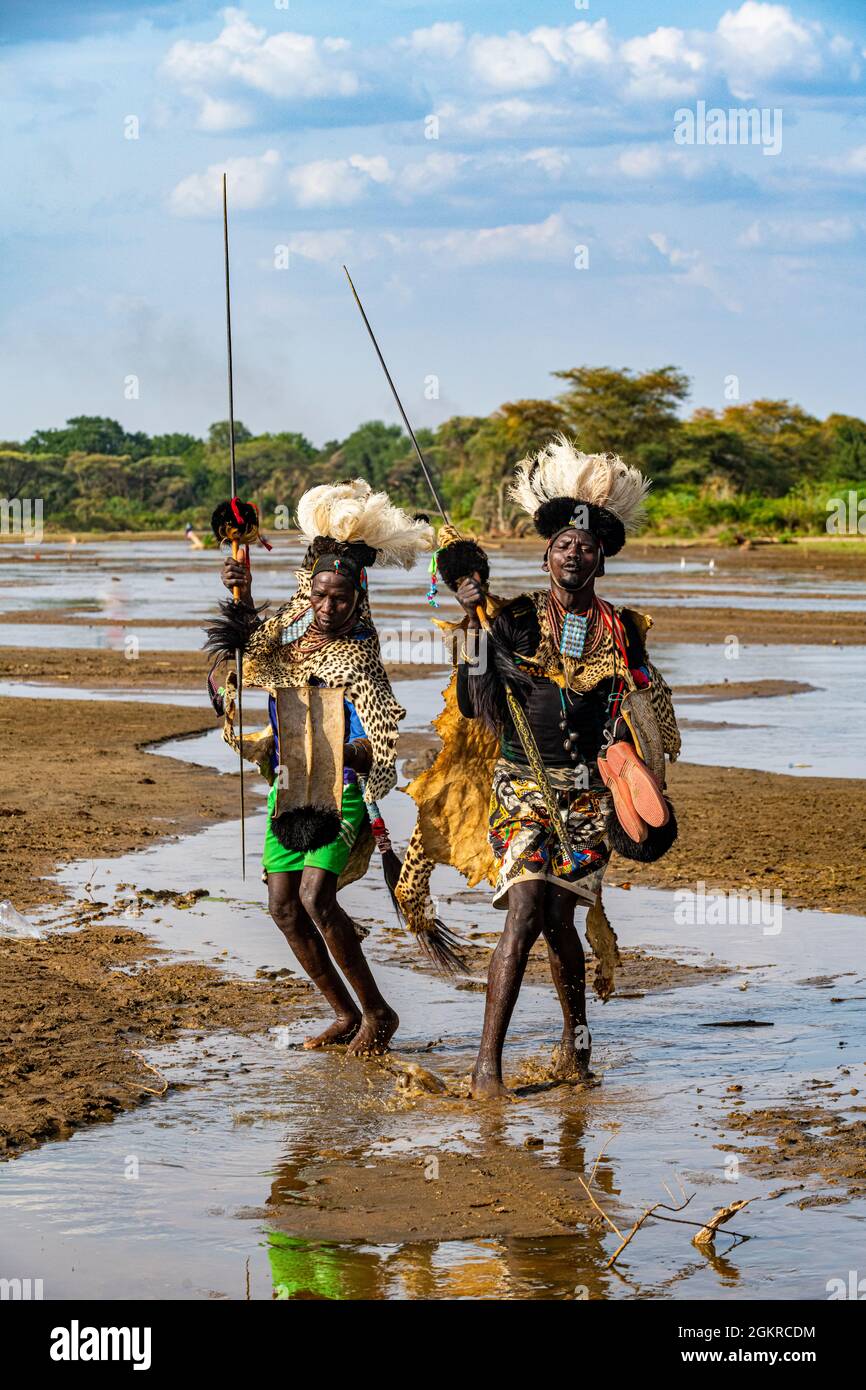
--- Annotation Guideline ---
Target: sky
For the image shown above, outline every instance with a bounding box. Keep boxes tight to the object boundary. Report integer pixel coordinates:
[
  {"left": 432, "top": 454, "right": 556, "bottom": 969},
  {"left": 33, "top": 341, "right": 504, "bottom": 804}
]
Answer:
[{"left": 1, "top": 0, "right": 865, "bottom": 446}]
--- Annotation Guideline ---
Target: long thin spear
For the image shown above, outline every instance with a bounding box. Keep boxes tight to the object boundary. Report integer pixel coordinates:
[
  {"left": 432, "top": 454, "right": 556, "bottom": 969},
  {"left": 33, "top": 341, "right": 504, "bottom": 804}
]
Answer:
[
  {"left": 342, "top": 265, "right": 450, "bottom": 523},
  {"left": 223, "top": 172, "right": 246, "bottom": 879}
]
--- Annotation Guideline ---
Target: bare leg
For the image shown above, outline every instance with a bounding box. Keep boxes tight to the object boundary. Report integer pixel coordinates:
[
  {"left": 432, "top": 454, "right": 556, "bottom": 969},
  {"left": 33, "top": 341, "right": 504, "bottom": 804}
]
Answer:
[
  {"left": 299, "top": 867, "right": 398, "bottom": 1055},
  {"left": 542, "top": 883, "right": 592, "bottom": 1080},
  {"left": 267, "top": 872, "right": 361, "bottom": 1048},
  {"left": 471, "top": 880, "right": 545, "bottom": 1099}
]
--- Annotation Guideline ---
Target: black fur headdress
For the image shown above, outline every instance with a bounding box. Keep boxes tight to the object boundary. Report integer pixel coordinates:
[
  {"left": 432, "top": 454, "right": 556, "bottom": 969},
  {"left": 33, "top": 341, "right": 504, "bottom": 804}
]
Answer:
[{"left": 509, "top": 436, "right": 650, "bottom": 553}]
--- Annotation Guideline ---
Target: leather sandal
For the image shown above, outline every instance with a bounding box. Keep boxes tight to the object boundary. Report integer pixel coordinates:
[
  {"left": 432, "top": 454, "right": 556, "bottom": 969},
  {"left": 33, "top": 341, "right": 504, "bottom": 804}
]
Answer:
[
  {"left": 598, "top": 753, "right": 648, "bottom": 843},
  {"left": 604, "top": 741, "right": 670, "bottom": 828}
]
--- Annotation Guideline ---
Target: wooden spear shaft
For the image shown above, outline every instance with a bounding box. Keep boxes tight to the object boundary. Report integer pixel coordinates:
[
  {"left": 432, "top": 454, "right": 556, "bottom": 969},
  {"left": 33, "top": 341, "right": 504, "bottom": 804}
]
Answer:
[{"left": 222, "top": 173, "right": 245, "bottom": 879}]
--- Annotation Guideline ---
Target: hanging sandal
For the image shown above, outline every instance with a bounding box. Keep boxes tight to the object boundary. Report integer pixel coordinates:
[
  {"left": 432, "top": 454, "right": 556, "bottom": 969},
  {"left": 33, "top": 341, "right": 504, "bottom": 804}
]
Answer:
[
  {"left": 604, "top": 741, "right": 670, "bottom": 828},
  {"left": 597, "top": 753, "right": 648, "bottom": 844}
]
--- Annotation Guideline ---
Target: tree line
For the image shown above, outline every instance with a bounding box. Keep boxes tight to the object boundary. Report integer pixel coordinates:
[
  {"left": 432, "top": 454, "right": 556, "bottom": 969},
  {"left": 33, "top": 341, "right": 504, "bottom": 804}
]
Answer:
[{"left": 2, "top": 366, "right": 864, "bottom": 539}]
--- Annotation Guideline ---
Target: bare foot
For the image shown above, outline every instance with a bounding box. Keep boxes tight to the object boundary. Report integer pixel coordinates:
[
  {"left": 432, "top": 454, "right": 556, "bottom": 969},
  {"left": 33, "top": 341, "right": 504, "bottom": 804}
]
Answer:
[
  {"left": 302, "top": 1014, "right": 361, "bottom": 1050},
  {"left": 551, "top": 1034, "right": 593, "bottom": 1081},
  {"left": 470, "top": 1068, "right": 512, "bottom": 1101},
  {"left": 345, "top": 1007, "right": 399, "bottom": 1056}
]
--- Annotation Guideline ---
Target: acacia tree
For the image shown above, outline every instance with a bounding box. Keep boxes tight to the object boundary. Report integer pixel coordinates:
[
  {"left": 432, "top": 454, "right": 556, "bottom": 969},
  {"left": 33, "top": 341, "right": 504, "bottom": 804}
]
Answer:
[
  {"left": 552, "top": 366, "right": 690, "bottom": 463},
  {"left": 464, "top": 398, "right": 567, "bottom": 532},
  {"left": 25, "top": 416, "right": 151, "bottom": 460}
]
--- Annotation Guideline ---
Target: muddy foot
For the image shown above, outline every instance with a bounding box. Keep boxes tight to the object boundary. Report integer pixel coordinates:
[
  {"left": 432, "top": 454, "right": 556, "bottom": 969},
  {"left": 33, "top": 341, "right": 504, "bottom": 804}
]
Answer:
[
  {"left": 345, "top": 1007, "right": 399, "bottom": 1056},
  {"left": 551, "top": 1039, "right": 593, "bottom": 1082},
  {"left": 302, "top": 1014, "right": 361, "bottom": 1050},
  {"left": 470, "top": 1069, "right": 512, "bottom": 1101}
]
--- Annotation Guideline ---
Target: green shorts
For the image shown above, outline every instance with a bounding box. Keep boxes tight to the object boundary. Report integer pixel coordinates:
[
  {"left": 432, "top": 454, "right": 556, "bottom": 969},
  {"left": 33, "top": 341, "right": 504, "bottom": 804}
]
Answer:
[{"left": 262, "top": 779, "right": 367, "bottom": 877}]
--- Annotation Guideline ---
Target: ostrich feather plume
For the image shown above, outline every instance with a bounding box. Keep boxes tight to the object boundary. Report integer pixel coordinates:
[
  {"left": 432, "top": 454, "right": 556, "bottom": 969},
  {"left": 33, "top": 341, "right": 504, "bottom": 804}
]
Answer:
[
  {"left": 296, "top": 479, "right": 434, "bottom": 569},
  {"left": 509, "top": 435, "right": 651, "bottom": 534}
]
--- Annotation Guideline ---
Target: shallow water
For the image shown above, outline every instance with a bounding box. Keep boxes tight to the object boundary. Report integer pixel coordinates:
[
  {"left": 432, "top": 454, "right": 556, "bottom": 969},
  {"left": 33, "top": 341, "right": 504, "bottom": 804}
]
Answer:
[
  {"left": 0, "top": 622, "right": 205, "bottom": 651},
  {"left": 3, "top": 745, "right": 866, "bottom": 1301},
  {"left": 4, "top": 537, "right": 865, "bottom": 628}
]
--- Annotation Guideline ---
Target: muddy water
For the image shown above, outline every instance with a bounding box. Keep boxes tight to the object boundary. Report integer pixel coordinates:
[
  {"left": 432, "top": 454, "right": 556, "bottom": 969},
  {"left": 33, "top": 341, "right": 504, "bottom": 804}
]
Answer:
[
  {"left": 4, "top": 537, "right": 866, "bottom": 627},
  {"left": 4, "top": 745, "right": 866, "bottom": 1300}
]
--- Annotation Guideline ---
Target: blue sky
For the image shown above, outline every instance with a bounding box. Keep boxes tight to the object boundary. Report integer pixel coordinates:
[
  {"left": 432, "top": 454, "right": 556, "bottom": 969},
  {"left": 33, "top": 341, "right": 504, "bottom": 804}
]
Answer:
[{"left": 2, "top": 0, "right": 865, "bottom": 446}]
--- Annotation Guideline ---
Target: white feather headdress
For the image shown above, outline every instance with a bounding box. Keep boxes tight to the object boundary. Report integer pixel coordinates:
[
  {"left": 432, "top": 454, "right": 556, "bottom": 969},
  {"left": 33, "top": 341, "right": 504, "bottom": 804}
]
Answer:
[
  {"left": 509, "top": 435, "right": 651, "bottom": 535},
  {"left": 296, "top": 479, "right": 433, "bottom": 569}
]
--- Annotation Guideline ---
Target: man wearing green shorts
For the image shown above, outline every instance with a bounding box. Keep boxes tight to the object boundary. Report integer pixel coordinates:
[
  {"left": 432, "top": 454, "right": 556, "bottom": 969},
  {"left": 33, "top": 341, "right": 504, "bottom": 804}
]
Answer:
[{"left": 220, "top": 538, "right": 401, "bottom": 1055}]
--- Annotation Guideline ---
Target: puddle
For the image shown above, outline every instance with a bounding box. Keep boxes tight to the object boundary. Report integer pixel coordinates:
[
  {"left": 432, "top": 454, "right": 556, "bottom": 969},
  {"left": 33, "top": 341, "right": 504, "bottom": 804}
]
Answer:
[
  {"left": 0, "top": 623, "right": 205, "bottom": 651},
  {"left": 0, "top": 682, "right": 269, "bottom": 713}
]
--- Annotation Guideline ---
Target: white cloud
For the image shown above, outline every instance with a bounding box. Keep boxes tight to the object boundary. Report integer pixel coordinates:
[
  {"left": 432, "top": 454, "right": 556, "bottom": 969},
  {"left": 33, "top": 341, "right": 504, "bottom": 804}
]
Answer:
[
  {"left": 195, "top": 95, "right": 253, "bottom": 132},
  {"left": 621, "top": 26, "right": 706, "bottom": 99},
  {"left": 468, "top": 31, "right": 559, "bottom": 91},
  {"left": 616, "top": 146, "right": 666, "bottom": 178},
  {"left": 169, "top": 149, "right": 281, "bottom": 216},
  {"left": 465, "top": 19, "right": 615, "bottom": 91},
  {"left": 716, "top": 2, "right": 828, "bottom": 99},
  {"left": 739, "top": 215, "right": 858, "bottom": 247},
  {"left": 400, "top": 151, "right": 467, "bottom": 197},
  {"left": 613, "top": 145, "right": 700, "bottom": 180},
  {"left": 399, "top": 22, "right": 465, "bottom": 61},
  {"left": 649, "top": 231, "right": 742, "bottom": 311},
  {"left": 435, "top": 4, "right": 857, "bottom": 108},
  {"left": 163, "top": 6, "right": 358, "bottom": 129},
  {"left": 283, "top": 230, "right": 357, "bottom": 264},
  {"left": 521, "top": 147, "right": 570, "bottom": 178},
  {"left": 433, "top": 97, "right": 564, "bottom": 139},
  {"left": 824, "top": 144, "right": 866, "bottom": 175},
  {"left": 530, "top": 19, "right": 615, "bottom": 70},
  {"left": 287, "top": 154, "right": 392, "bottom": 208},
  {"left": 418, "top": 212, "right": 571, "bottom": 267}
]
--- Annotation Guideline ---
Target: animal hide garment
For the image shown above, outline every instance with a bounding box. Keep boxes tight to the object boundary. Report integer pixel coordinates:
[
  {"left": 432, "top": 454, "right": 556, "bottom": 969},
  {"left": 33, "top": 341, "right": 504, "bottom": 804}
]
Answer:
[{"left": 273, "top": 684, "right": 346, "bottom": 820}]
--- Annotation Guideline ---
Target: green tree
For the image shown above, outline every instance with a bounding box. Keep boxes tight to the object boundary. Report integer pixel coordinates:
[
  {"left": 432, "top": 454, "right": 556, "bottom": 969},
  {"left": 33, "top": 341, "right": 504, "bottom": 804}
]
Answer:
[
  {"left": 25, "top": 416, "right": 152, "bottom": 460},
  {"left": 716, "top": 399, "right": 823, "bottom": 492},
  {"left": 332, "top": 422, "right": 408, "bottom": 492},
  {"left": 208, "top": 420, "right": 253, "bottom": 451},
  {"left": 552, "top": 365, "right": 690, "bottom": 459},
  {"left": 464, "top": 398, "right": 567, "bottom": 532},
  {"left": 821, "top": 414, "right": 866, "bottom": 481},
  {"left": 150, "top": 432, "right": 201, "bottom": 456}
]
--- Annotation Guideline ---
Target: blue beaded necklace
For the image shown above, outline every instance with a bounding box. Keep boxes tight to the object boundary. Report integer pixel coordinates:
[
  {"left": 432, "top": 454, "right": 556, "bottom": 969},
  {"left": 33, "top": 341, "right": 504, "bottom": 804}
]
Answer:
[{"left": 559, "top": 610, "right": 589, "bottom": 659}]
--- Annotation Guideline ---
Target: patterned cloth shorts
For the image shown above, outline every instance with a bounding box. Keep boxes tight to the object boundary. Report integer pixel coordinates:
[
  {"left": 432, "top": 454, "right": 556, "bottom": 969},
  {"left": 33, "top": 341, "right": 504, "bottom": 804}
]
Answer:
[{"left": 488, "top": 757, "right": 611, "bottom": 909}]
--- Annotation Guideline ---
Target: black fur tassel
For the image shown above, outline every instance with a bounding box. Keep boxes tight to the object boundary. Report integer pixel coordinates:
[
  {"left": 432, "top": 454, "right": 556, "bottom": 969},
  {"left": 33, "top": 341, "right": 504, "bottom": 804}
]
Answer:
[
  {"left": 414, "top": 915, "right": 469, "bottom": 976},
  {"left": 435, "top": 537, "right": 490, "bottom": 590},
  {"left": 465, "top": 627, "right": 534, "bottom": 733},
  {"left": 606, "top": 801, "right": 678, "bottom": 862},
  {"left": 271, "top": 806, "right": 343, "bottom": 853},
  {"left": 203, "top": 598, "right": 264, "bottom": 663}
]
